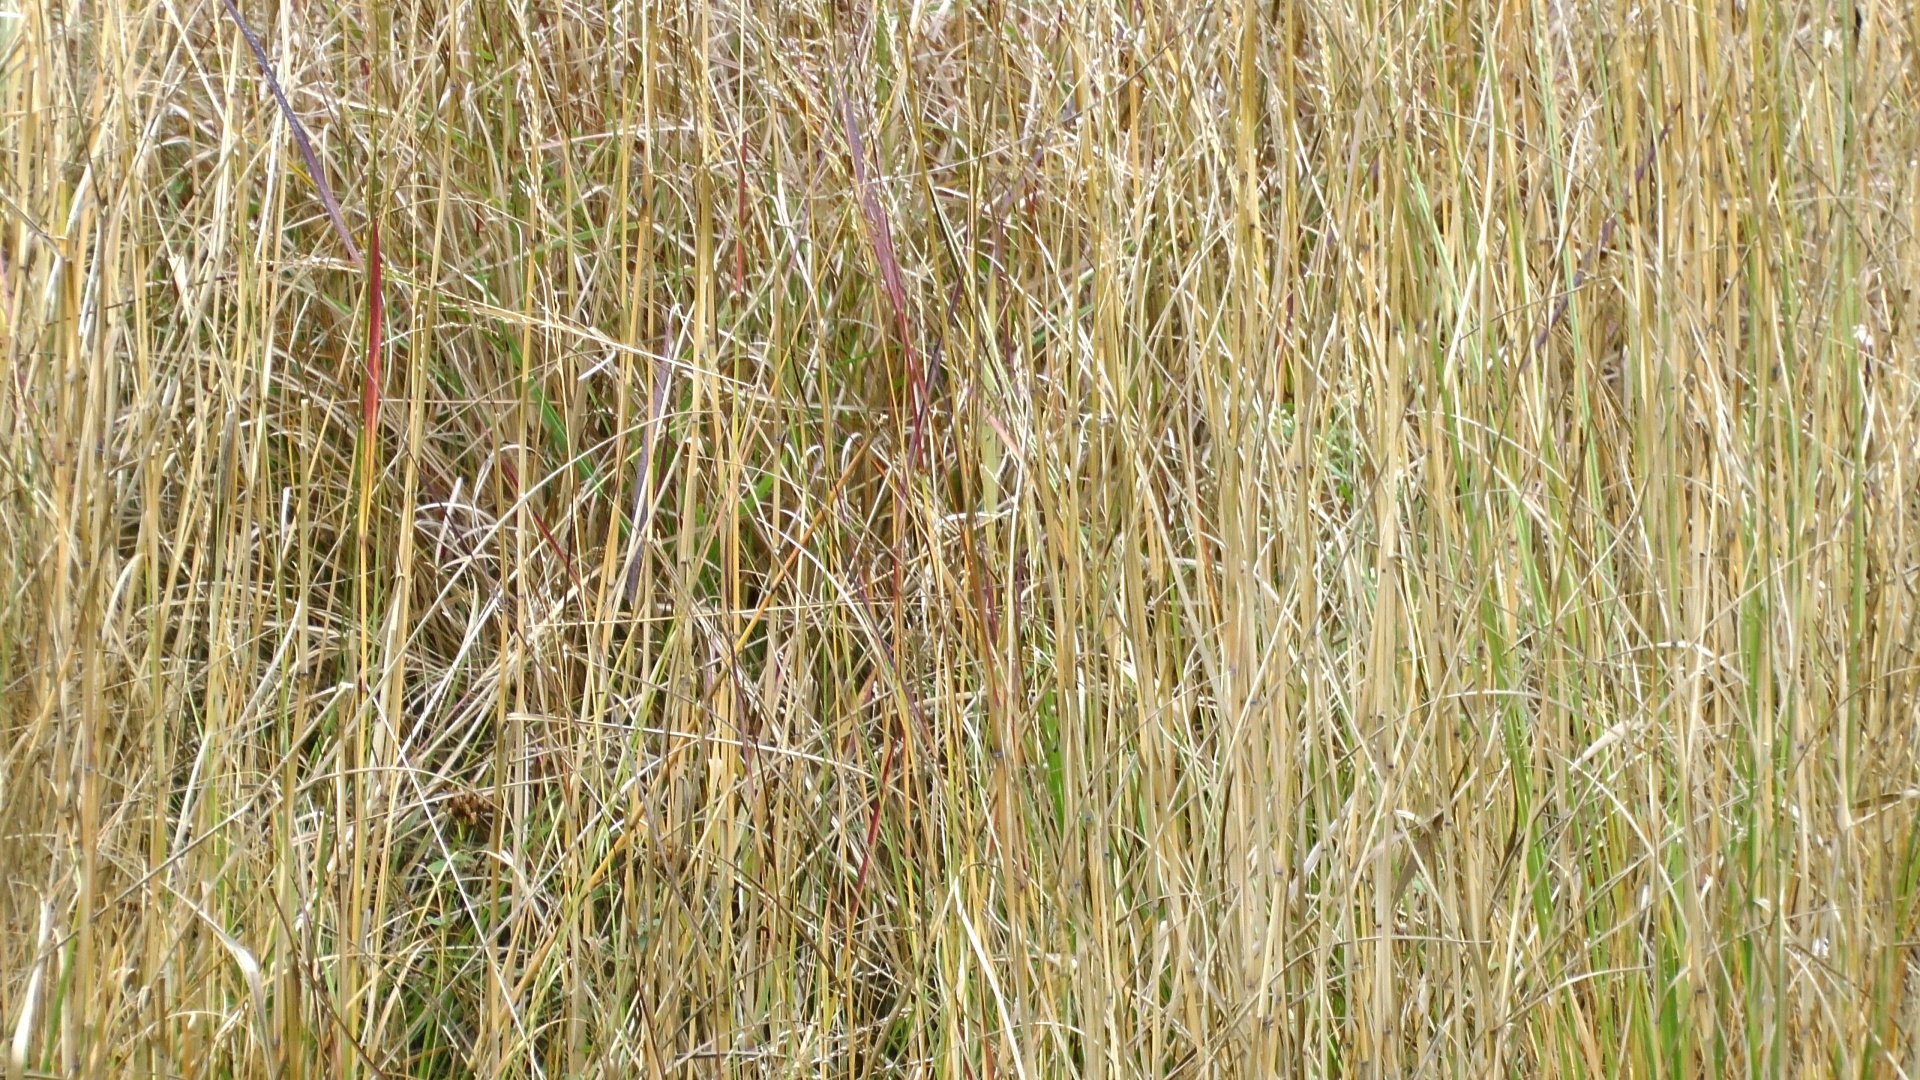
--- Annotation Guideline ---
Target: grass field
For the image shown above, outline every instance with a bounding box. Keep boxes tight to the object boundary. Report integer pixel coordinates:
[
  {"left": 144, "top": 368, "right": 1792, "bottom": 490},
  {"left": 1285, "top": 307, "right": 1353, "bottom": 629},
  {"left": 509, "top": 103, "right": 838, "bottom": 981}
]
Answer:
[{"left": 3, "top": 0, "right": 1918, "bottom": 1075}]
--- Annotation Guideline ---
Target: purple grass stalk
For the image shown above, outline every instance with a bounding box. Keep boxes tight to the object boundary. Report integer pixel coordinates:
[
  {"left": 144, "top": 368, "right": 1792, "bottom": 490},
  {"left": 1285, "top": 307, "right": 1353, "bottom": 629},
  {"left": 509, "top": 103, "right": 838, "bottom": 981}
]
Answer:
[{"left": 221, "top": 0, "right": 361, "bottom": 265}]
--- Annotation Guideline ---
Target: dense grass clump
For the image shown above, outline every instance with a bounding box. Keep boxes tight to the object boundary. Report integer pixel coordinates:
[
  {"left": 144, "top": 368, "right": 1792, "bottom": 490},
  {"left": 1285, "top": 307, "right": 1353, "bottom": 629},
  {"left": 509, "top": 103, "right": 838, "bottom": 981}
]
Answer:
[{"left": 3, "top": 0, "right": 1918, "bottom": 1076}]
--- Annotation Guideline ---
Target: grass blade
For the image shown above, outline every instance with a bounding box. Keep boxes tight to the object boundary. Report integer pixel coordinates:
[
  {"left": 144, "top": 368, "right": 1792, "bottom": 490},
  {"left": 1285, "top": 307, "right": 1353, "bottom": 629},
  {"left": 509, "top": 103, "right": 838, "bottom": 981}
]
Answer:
[{"left": 220, "top": 0, "right": 361, "bottom": 265}]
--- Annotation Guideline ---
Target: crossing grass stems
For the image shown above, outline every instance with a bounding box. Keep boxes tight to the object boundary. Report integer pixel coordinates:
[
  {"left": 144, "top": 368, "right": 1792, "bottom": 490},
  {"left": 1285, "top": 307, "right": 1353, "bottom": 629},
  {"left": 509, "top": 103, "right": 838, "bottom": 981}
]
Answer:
[{"left": 2, "top": 0, "right": 1919, "bottom": 1076}]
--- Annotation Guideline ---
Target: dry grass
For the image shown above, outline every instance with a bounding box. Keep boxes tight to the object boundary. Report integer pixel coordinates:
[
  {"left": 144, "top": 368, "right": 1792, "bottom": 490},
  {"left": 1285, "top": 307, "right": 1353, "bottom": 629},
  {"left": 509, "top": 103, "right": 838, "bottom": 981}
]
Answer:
[{"left": 3, "top": 0, "right": 1919, "bottom": 1075}]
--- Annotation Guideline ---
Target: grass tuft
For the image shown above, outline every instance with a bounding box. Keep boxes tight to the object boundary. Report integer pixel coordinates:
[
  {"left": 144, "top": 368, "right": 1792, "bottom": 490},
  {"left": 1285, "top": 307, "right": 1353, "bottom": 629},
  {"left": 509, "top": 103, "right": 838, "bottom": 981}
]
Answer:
[{"left": 3, "top": 0, "right": 1918, "bottom": 1076}]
